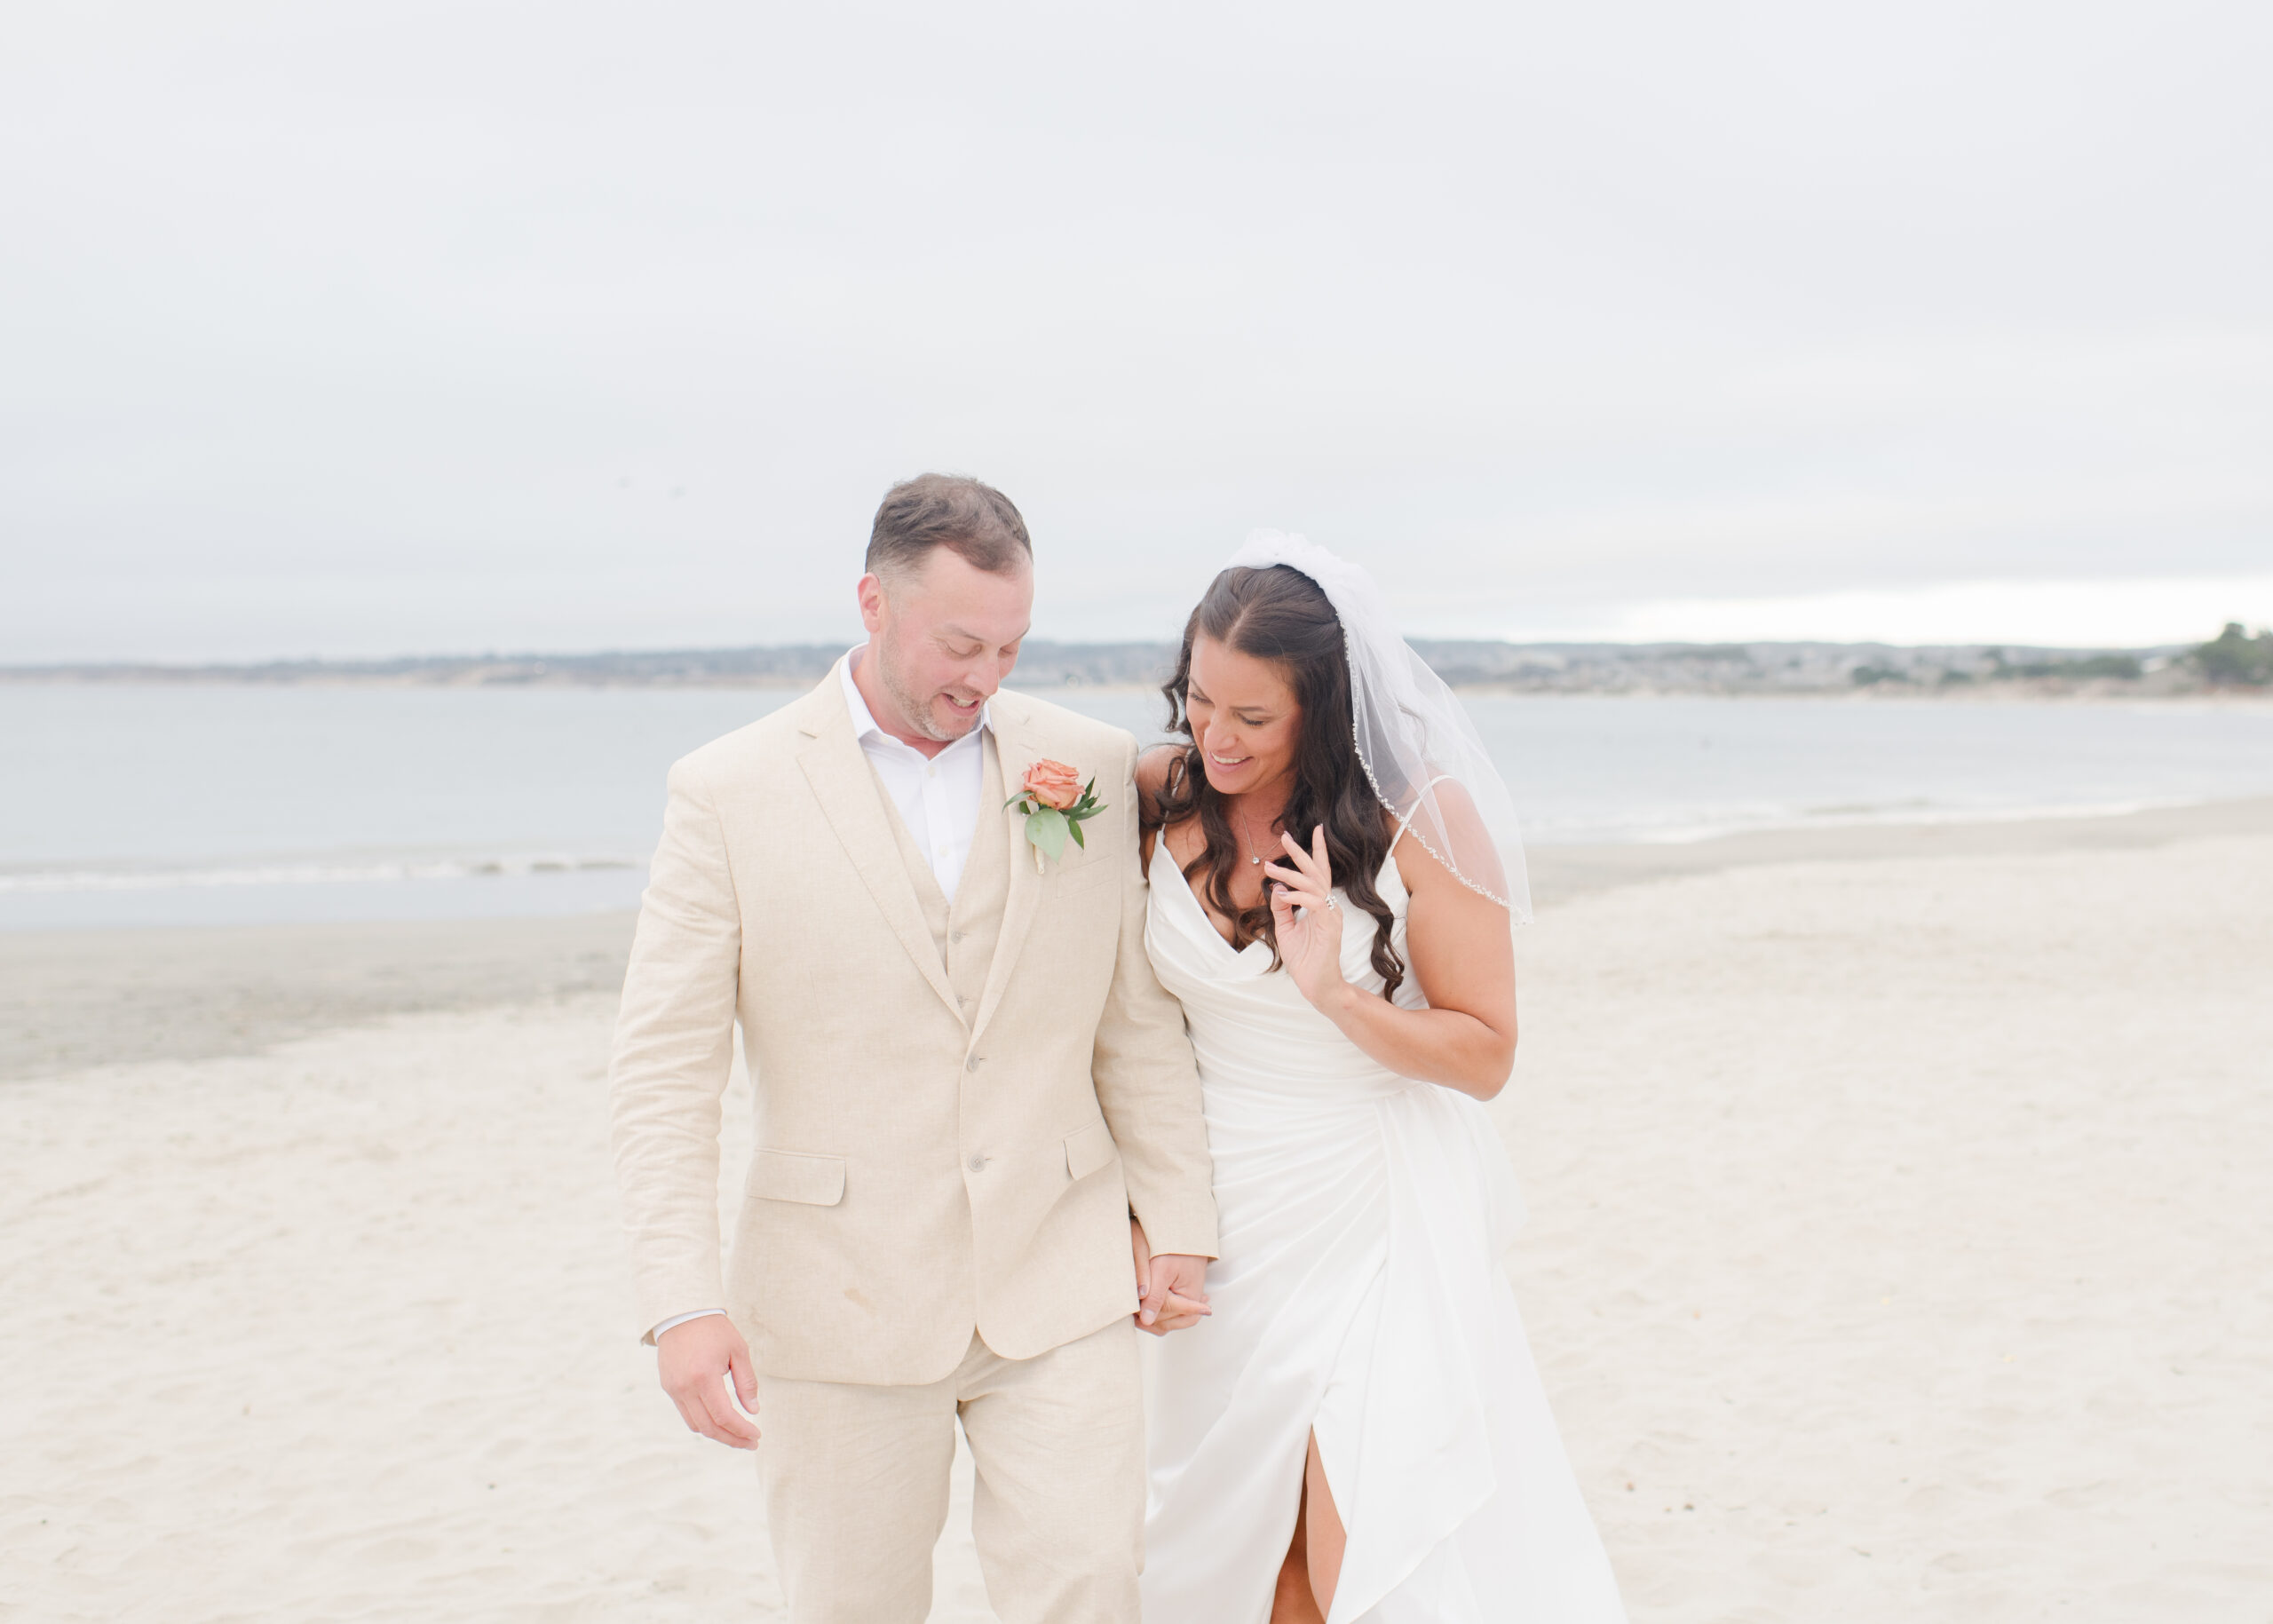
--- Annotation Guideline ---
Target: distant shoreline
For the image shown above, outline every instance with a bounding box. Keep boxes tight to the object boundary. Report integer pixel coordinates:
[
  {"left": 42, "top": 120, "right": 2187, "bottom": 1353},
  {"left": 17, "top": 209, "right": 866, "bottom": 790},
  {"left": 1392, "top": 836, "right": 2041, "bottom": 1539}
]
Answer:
[
  {"left": 6, "top": 677, "right": 2268, "bottom": 706},
  {"left": 4, "top": 634, "right": 2261, "bottom": 700}
]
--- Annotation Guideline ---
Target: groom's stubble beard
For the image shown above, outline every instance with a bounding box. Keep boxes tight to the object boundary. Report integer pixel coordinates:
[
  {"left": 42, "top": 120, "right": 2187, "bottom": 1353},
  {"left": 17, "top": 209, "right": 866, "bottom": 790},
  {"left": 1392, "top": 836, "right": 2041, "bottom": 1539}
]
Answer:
[{"left": 874, "top": 627, "right": 980, "bottom": 744}]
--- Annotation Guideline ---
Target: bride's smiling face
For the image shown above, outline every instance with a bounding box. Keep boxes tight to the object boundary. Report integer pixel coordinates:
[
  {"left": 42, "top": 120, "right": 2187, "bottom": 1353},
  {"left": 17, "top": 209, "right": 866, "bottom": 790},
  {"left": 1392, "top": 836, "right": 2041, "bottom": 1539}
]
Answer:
[{"left": 1185, "top": 635, "right": 1302, "bottom": 799}]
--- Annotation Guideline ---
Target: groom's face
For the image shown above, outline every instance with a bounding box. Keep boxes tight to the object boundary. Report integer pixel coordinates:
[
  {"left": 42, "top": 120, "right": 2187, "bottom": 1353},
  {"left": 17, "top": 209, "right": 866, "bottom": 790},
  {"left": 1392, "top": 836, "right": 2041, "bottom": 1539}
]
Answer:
[{"left": 859, "top": 545, "right": 1034, "bottom": 745}]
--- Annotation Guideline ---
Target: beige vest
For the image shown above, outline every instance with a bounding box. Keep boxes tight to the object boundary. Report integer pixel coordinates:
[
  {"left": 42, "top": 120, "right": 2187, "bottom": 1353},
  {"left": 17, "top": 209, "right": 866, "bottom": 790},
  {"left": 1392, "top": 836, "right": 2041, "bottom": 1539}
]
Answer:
[{"left": 873, "top": 739, "right": 1009, "bottom": 1024}]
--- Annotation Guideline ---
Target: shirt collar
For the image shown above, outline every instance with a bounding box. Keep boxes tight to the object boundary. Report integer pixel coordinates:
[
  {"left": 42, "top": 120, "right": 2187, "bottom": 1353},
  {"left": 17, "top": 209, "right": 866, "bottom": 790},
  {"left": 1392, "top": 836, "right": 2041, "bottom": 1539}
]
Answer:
[{"left": 841, "top": 649, "right": 990, "bottom": 749}]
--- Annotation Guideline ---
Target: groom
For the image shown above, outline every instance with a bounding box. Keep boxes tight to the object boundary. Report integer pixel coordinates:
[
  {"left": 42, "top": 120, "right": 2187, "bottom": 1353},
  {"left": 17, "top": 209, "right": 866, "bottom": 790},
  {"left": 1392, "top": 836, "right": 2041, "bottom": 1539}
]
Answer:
[{"left": 607, "top": 473, "right": 1217, "bottom": 1622}]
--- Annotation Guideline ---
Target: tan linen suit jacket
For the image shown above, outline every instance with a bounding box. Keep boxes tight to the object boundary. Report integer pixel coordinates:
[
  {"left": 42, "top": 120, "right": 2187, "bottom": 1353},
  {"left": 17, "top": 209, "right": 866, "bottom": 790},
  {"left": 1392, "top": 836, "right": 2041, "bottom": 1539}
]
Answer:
[{"left": 608, "top": 660, "right": 1218, "bottom": 1386}]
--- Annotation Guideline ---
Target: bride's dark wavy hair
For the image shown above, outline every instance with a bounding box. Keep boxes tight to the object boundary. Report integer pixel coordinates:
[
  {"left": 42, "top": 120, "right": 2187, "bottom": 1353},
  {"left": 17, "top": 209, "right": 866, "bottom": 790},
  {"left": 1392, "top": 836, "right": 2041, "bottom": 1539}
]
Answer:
[{"left": 1153, "top": 564, "right": 1406, "bottom": 998}]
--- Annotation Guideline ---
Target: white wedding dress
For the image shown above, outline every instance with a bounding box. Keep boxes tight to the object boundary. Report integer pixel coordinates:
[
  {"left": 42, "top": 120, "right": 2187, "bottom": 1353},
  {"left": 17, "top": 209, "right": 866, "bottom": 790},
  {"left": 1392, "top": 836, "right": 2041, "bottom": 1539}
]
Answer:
[{"left": 1139, "top": 843, "right": 1628, "bottom": 1623}]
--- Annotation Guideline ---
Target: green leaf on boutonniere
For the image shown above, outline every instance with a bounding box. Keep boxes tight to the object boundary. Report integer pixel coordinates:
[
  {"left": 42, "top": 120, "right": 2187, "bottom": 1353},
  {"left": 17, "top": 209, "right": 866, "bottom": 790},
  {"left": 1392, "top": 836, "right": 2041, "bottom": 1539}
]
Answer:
[{"left": 1024, "top": 804, "right": 1070, "bottom": 860}]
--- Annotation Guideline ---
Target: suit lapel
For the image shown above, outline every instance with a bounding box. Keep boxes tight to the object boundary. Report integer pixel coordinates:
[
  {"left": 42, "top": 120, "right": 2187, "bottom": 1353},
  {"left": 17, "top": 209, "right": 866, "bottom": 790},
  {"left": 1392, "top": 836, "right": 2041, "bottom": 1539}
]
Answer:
[
  {"left": 795, "top": 662, "right": 961, "bottom": 1022},
  {"left": 970, "top": 695, "right": 1044, "bottom": 1042}
]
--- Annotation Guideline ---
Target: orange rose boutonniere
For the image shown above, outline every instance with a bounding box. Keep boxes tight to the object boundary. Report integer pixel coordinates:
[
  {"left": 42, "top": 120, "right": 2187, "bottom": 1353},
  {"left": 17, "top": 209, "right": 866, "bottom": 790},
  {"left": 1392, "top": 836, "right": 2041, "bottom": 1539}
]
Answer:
[{"left": 1007, "top": 758, "right": 1105, "bottom": 873}]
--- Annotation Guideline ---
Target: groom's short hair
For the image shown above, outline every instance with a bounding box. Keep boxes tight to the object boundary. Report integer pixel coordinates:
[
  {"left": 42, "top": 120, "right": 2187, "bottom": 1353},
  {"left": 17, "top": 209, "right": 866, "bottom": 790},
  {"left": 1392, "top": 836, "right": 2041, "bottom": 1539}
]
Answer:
[{"left": 867, "top": 473, "right": 1033, "bottom": 582}]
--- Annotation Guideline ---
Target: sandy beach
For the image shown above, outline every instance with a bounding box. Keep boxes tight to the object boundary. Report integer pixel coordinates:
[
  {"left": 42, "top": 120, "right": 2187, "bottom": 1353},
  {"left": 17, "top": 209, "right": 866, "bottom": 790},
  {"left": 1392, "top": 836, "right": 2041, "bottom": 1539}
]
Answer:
[{"left": 4, "top": 801, "right": 2268, "bottom": 1620}]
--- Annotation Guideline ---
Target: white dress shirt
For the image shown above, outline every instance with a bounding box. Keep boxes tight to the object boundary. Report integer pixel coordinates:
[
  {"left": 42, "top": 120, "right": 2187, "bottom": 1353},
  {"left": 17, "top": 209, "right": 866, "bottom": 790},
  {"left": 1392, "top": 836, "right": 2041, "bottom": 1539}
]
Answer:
[
  {"left": 648, "top": 651, "right": 992, "bottom": 1347},
  {"left": 837, "top": 648, "right": 992, "bottom": 900}
]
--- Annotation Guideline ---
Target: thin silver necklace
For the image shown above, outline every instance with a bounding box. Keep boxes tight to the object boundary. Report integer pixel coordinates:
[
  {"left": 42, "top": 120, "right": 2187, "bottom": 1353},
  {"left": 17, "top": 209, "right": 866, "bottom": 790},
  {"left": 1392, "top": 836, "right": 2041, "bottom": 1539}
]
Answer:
[{"left": 1232, "top": 801, "right": 1274, "bottom": 867}]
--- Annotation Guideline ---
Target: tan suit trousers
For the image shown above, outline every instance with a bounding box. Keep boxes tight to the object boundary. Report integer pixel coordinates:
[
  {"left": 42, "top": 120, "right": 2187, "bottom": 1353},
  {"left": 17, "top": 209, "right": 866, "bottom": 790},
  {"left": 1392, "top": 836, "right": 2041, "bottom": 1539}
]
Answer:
[{"left": 756, "top": 1320, "right": 1142, "bottom": 1624}]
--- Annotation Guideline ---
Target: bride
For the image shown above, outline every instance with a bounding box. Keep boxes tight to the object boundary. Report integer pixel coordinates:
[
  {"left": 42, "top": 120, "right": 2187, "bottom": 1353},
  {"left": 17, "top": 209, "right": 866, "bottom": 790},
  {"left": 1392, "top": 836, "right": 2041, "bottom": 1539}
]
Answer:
[{"left": 1130, "top": 535, "right": 1627, "bottom": 1623}]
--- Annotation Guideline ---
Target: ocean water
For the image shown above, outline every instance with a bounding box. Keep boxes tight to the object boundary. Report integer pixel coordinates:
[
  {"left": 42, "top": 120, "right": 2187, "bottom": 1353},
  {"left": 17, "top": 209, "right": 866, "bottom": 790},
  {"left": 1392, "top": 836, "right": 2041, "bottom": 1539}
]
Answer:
[{"left": 4, "top": 682, "right": 2270, "bottom": 930}]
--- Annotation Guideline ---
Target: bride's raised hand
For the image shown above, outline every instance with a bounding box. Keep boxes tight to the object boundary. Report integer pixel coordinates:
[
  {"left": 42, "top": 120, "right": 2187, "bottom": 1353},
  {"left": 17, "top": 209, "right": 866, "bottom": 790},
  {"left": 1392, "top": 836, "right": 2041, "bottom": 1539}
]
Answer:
[{"left": 1264, "top": 825, "right": 1347, "bottom": 1011}]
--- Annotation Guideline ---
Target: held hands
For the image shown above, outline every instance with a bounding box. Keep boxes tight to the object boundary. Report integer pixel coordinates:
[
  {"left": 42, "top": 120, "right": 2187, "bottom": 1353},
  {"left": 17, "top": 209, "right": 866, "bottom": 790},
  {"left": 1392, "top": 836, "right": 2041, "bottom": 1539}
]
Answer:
[
  {"left": 656, "top": 1313, "right": 761, "bottom": 1450},
  {"left": 1263, "top": 825, "right": 1348, "bottom": 1011},
  {"left": 1129, "top": 1219, "right": 1211, "bottom": 1336}
]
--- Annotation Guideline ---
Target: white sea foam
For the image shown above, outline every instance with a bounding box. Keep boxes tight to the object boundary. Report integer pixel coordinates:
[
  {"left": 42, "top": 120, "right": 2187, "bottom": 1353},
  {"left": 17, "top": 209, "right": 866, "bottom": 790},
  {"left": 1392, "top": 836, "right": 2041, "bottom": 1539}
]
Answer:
[
  {"left": 1540, "top": 796, "right": 2196, "bottom": 847},
  {"left": 0, "top": 854, "right": 640, "bottom": 895}
]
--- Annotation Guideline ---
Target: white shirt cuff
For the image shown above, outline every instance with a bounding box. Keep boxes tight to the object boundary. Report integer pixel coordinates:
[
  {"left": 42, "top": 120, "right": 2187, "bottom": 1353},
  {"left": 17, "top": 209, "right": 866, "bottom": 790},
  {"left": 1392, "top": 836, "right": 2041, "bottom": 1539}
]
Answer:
[{"left": 649, "top": 1308, "right": 727, "bottom": 1343}]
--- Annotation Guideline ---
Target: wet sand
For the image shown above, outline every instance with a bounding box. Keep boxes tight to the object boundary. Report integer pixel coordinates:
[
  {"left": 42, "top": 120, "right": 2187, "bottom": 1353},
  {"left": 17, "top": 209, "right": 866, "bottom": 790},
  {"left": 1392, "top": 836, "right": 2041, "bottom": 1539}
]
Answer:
[
  {"left": 7, "top": 796, "right": 2266, "bottom": 1081},
  {"left": 0, "top": 911, "right": 635, "bottom": 1080}
]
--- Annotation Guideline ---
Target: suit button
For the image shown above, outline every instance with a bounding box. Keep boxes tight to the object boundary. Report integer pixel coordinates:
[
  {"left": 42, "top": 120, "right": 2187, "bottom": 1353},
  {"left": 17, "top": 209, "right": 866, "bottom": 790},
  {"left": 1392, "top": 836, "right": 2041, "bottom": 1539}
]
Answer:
[
  {"left": 966, "top": 1054, "right": 980, "bottom": 1071},
  {"left": 950, "top": 930, "right": 964, "bottom": 943},
  {"left": 968, "top": 1153, "right": 987, "bottom": 1173}
]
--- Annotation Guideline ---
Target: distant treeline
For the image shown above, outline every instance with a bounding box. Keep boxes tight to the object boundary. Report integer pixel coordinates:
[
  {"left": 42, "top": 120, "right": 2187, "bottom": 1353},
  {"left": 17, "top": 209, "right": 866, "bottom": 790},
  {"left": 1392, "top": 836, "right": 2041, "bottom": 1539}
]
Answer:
[
  {"left": 1847, "top": 624, "right": 2271, "bottom": 693},
  {"left": 2193, "top": 622, "right": 2273, "bottom": 687},
  {"left": 7, "top": 627, "right": 2269, "bottom": 696}
]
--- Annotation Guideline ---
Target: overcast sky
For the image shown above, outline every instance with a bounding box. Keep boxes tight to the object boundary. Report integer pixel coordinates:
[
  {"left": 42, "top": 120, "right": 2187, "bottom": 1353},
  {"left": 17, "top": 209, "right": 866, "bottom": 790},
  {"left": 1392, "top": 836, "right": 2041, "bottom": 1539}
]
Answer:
[{"left": 4, "top": 0, "right": 2269, "bottom": 661}]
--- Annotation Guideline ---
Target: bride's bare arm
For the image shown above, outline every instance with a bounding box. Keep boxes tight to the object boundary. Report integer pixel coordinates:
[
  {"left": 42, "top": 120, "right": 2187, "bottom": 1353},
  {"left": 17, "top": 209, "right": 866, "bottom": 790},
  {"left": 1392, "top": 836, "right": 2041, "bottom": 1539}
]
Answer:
[{"left": 1262, "top": 820, "right": 1517, "bottom": 1101}]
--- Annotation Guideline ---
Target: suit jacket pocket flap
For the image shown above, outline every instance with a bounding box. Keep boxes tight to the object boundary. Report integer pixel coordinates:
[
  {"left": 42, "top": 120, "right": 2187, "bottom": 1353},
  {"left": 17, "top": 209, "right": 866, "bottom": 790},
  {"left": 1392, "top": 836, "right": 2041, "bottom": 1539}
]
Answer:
[
  {"left": 1064, "top": 1121, "right": 1120, "bottom": 1182},
  {"left": 750, "top": 1149, "right": 846, "bottom": 1206}
]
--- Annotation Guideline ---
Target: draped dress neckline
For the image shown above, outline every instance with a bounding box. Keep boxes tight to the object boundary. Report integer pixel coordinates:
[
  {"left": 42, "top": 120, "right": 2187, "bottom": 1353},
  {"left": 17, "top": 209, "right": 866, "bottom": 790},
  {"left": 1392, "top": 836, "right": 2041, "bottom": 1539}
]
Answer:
[{"left": 1146, "top": 837, "right": 1407, "bottom": 988}]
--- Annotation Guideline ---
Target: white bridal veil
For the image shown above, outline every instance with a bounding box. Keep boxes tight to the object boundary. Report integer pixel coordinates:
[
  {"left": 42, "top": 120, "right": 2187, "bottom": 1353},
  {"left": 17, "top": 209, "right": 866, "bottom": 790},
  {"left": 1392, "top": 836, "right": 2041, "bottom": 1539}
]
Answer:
[{"left": 1224, "top": 530, "right": 1532, "bottom": 922}]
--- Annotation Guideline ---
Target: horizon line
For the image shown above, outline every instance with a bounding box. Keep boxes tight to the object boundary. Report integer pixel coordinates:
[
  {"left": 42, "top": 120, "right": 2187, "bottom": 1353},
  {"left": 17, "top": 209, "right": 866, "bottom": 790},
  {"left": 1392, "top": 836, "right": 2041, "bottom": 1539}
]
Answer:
[{"left": 0, "top": 628, "right": 2239, "bottom": 678}]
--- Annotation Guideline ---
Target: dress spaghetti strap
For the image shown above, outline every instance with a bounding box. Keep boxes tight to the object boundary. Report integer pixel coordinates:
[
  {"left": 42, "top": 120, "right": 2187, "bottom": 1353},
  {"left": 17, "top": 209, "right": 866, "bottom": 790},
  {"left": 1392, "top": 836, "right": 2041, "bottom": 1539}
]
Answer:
[{"left": 1392, "top": 773, "right": 1459, "bottom": 843}]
